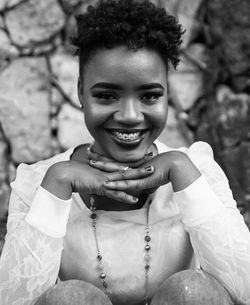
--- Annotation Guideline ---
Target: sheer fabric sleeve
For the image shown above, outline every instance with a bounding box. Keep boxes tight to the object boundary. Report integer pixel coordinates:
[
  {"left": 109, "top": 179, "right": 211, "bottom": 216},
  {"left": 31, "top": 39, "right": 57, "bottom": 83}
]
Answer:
[
  {"left": 0, "top": 186, "right": 71, "bottom": 305},
  {"left": 174, "top": 141, "right": 250, "bottom": 305}
]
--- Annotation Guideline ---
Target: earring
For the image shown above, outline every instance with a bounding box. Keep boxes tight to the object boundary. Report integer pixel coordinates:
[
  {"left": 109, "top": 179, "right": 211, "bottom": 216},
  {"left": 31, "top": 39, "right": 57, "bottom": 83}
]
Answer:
[{"left": 79, "top": 104, "right": 83, "bottom": 109}]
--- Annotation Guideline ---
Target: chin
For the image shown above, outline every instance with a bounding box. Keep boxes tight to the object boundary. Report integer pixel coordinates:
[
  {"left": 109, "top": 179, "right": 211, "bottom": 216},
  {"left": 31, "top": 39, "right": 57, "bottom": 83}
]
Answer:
[{"left": 110, "top": 150, "right": 148, "bottom": 164}]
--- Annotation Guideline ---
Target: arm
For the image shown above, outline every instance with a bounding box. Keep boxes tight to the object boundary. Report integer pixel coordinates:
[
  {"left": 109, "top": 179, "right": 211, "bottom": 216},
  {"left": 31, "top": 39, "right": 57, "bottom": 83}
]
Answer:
[
  {"left": 0, "top": 187, "right": 71, "bottom": 305},
  {"left": 173, "top": 142, "right": 250, "bottom": 305},
  {"left": 93, "top": 141, "right": 250, "bottom": 304},
  {"left": 0, "top": 157, "right": 154, "bottom": 304}
]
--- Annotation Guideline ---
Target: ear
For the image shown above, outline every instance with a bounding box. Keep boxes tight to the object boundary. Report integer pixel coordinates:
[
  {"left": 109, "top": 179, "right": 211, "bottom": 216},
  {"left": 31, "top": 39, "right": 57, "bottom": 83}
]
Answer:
[{"left": 77, "top": 77, "right": 84, "bottom": 109}]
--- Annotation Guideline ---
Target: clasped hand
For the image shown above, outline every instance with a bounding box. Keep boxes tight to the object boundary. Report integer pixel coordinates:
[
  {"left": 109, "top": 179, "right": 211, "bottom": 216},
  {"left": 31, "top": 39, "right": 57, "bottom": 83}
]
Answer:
[
  {"left": 42, "top": 146, "right": 200, "bottom": 203},
  {"left": 87, "top": 147, "right": 201, "bottom": 204}
]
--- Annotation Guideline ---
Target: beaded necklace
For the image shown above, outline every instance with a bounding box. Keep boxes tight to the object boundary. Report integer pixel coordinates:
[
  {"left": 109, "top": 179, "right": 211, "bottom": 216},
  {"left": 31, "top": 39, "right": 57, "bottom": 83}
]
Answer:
[{"left": 89, "top": 195, "right": 152, "bottom": 305}]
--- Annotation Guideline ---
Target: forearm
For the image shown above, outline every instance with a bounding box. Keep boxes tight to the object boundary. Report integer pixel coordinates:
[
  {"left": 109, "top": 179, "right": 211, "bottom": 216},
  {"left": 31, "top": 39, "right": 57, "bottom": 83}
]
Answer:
[
  {"left": 168, "top": 151, "right": 201, "bottom": 192},
  {"left": 0, "top": 193, "right": 63, "bottom": 305},
  {"left": 173, "top": 176, "right": 250, "bottom": 304},
  {"left": 41, "top": 161, "right": 73, "bottom": 200},
  {"left": 189, "top": 207, "right": 250, "bottom": 304}
]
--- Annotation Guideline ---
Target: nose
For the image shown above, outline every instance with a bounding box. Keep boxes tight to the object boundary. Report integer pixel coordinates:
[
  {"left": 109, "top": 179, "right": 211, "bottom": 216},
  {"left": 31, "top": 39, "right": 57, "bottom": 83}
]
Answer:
[{"left": 113, "top": 98, "right": 144, "bottom": 125}]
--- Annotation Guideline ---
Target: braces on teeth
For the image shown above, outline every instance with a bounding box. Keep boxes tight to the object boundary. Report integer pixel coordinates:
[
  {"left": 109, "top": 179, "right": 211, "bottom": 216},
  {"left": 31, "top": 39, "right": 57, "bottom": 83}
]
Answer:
[{"left": 113, "top": 131, "right": 141, "bottom": 141}]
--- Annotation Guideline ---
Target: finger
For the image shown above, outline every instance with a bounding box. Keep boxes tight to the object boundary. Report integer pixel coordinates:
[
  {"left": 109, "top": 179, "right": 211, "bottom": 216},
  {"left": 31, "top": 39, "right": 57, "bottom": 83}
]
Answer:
[
  {"left": 104, "top": 189, "right": 138, "bottom": 204},
  {"left": 89, "top": 159, "right": 130, "bottom": 173},
  {"left": 103, "top": 176, "right": 155, "bottom": 191},
  {"left": 87, "top": 147, "right": 112, "bottom": 162},
  {"left": 126, "top": 151, "right": 155, "bottom": 168},
  {"left": 106, "top": 165, "right": 154, "bottom": 181},
  {"left": 87, "top": 146, "right": 155, "bottom": 168}
]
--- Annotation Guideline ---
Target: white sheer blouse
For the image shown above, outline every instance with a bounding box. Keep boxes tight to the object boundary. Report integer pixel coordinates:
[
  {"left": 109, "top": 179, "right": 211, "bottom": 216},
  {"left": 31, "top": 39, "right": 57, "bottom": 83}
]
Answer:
[{"left": 0, "top": 141, "right": 250, "bottom": 305}]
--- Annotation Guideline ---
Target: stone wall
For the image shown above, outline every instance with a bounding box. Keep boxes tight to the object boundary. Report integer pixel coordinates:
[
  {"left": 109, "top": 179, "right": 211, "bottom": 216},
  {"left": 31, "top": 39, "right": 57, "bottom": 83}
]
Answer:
[{"left": 0, "top": 0, "right": 249, "bottom": 253}]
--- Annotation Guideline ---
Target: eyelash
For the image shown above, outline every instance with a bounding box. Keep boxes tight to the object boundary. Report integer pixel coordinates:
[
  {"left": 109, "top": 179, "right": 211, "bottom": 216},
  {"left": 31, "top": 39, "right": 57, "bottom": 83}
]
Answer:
[
  {"left": 93, "top": 92, "right": 163, "bottom": 104},
  {"left": 93, "top": 92, "right": 118, "bottom": 102},
  {"left": 140, "top": 93, "right": 162, "bottom": 104}
]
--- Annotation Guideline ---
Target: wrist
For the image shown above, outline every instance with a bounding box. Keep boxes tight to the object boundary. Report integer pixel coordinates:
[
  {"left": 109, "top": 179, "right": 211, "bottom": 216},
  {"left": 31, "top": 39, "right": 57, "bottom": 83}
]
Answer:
[
  {"left": 41, "top": 161, "right": 73, "bottom": 200},
  {"left": 168, "top": 151, "right": 201, "bottom": 192}
]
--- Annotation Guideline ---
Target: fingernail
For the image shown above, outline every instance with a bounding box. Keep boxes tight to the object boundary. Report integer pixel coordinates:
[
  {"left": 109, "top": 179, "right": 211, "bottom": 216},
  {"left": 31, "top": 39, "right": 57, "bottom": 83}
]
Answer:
[
  {"left": 145, "top": 166, "right": 152, "bottom": 171},
  {"left": 146, "top": 152, "right": 153, "bottom": 157}
]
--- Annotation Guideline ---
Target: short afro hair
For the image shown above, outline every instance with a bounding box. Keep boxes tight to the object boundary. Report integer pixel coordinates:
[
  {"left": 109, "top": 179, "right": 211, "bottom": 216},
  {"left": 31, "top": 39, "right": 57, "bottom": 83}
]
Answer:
[{"left": 72, "top": 0, "right": 184, "bottom": 76}]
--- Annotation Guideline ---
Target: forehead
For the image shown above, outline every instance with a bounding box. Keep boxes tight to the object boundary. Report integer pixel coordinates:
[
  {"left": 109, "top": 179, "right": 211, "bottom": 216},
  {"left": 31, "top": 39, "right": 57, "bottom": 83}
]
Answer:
[{"left": 82, "top": 46, "right": 167, "bottom": 86}]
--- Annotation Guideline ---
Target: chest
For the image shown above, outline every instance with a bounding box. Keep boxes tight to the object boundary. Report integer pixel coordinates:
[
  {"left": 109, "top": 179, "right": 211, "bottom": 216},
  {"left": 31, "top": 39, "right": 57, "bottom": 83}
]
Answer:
[{"left": 59, "top": 213, "right": 193, "bottom": 303}]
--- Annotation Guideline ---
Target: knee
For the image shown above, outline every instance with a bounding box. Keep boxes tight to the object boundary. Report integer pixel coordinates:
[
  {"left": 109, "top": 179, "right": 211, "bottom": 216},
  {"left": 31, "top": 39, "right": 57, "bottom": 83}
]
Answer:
[
  {"left": 34, "top": 280, "right": 112, "bottom": 305},
  {"left": 151, "top": 270, "right": 234, "bottom": 305}
]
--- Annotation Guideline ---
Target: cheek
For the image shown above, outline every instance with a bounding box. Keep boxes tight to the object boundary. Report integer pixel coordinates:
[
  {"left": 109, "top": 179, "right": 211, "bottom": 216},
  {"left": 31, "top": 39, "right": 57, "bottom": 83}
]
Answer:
[
  {"left": 83, "top": 103, "right": 111, "bottom": 132},
  {"left": 148, "top": 103, "right": 168, "bottom": 130}
]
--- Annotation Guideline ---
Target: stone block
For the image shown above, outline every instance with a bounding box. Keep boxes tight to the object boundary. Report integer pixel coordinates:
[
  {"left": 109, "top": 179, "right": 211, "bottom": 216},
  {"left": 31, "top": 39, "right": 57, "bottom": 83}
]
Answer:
[
  {"left": 50, "top": 51, "right": 79, "bottom": 106},
  {"left": 0, "top": 135, "right": 8, "bottom": 182},
  {"left": 58, "top": 104, "right": 93, "bottom": 149},
  {"left": 168, "top": 44, "right": 206, "bottom": 111},
  {"left": 160, "top": 0, "right": 203, "bottom": 48},
  {"left": 0, "top": 15, "right": 3, "bottom": 29},
  {"left": 158, "top": 106, "right": 192, "bottom": 148},
  {"left": 178, "top": 13, "right": 200, "bottom": 49},
  {"left": 215, "top": 85, "right": 250, "bottom": 148},
  {"left": 5, "top": 0, "right": 65, "bottom": 47},
  {"left": 60, "top": 0, "right": 82, "bottom": 13},
  {"left": 206, "top": 0, "right": 250, "bottom": 77},
  {"left": 0, "top": 0, "right": 23, "bottom": 11},
  {"left": 0, "top": 57, "right": 52, "bottom": 163},
  {"left": 0, "top": 29, "right": 19, "bottom": 59}
]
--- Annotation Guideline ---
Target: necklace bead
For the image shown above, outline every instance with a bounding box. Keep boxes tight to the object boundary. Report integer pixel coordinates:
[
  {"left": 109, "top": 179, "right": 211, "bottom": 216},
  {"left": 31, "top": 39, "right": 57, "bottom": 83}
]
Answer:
[
  {"left": 90, "top": 195, "right": 152, "bottom": 304},
  {"left": 144, "top": 254, "right": 151, "bottom": 262},
  {"left": 97, "top": 254, "right": 102, "bottom": 261},
  {"left": 91, "top": 213, "right": 97, "bottom": 219},
  {"left": 145, "top": 264, "right": 150, "bottom": 270},
  {"left": 100, "top": 272, "right": 106, "bottom": 279},
  {"left": 97, "top": 263, "right": 104, "bottom": 271}
]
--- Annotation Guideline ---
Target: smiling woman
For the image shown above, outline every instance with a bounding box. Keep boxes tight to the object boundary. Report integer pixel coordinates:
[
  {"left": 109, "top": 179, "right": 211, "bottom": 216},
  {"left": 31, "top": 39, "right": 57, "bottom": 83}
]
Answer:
[
  {"left": 79, "top": 46, "right": 168, "bottom": 162},
  {"left": 0, "top": 0, "right": 250, "bottom": 305}
]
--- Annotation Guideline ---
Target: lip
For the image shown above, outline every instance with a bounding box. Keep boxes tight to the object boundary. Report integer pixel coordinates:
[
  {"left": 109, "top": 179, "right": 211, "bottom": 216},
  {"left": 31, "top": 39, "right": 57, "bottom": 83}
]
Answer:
[
  {"left": 107, "top": 128, "right": 147, "bottom": 132},
  {"left": 106, "top": 128, "right": 148, "bottom": 147}
]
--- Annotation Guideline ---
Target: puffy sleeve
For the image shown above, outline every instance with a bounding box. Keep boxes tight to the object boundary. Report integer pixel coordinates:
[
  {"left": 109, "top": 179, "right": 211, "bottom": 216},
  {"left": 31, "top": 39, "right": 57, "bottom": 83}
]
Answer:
[
  {"left": 173, "top": 141, "right": 250, "bottom": 305},
  {"left": 0, "top": 163, "right": 72, "bottom": 305}
]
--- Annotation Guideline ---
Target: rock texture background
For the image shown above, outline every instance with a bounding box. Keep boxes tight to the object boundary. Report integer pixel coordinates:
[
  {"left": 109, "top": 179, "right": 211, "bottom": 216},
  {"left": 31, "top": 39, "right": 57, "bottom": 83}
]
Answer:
[{"left": 0, "top": 0, "right": 249, "bottom": 253}]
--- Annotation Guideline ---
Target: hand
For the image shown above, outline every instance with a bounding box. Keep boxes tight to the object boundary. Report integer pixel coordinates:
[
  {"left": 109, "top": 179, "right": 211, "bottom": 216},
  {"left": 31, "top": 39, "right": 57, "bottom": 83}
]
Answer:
[
  {"left": 41, "top": 158, "right": 154, "bottom": 204},
  {"left": 87, "top": 144, "right": 155, "bottom": 168},
  {"left": 90, "top": 151, "right": 201, "bottom": 195}
]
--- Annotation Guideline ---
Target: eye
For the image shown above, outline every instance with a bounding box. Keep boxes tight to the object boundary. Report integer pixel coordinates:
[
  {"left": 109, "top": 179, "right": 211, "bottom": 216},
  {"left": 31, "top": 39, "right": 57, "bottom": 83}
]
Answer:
[
  {"left": 93, "top": 92, "right": 118, "bottom": 103},
  {"left": 140, "top": 92, "right": 163, "bottom": 104}
]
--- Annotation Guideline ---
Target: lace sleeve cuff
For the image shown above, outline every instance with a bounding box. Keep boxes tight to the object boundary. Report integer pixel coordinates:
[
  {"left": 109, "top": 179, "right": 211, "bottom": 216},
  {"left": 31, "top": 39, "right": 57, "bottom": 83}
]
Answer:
[
  {"left": 173, "top": 176, "right": 224, "bottom": 227},
  {"left": 25, "top": 186, "right": 72, "bottom": 238}
]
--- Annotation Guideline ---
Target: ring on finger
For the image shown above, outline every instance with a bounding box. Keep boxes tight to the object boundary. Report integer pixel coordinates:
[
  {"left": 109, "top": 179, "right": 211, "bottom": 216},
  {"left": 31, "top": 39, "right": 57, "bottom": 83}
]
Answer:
[{"left": 120, "top": 166, "right": 130, "bottom": 177}]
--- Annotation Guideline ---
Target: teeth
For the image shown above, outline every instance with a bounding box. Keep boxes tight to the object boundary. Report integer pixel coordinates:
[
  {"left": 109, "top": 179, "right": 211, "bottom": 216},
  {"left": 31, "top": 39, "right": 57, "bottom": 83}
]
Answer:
[{"left": 112, "top": 131, "right": 141, "bottom": 141}]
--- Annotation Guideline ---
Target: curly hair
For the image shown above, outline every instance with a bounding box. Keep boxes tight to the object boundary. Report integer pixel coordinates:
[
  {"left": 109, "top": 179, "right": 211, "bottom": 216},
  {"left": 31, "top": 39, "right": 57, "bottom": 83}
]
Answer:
[{"left": 72, "top": 0, "right": 184, "bottom": 76}]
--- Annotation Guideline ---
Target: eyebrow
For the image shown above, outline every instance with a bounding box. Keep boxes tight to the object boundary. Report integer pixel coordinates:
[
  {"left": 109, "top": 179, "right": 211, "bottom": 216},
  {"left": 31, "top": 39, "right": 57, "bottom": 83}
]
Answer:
[{"left": 90, "top": 82, "right": 165, "bottom": 91}]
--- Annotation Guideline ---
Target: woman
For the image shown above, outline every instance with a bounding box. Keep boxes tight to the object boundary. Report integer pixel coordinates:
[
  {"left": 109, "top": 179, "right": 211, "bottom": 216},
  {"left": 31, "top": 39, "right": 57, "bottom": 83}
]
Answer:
[{"left": 0, "top": 0, "right": 250, "bottom": 304}]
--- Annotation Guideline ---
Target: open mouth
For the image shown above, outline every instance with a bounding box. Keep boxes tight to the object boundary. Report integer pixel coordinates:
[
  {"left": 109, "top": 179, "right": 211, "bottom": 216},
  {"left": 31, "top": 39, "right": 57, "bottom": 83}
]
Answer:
[{"left": 107, "top": 129, "right": 147, "bottom": 144}]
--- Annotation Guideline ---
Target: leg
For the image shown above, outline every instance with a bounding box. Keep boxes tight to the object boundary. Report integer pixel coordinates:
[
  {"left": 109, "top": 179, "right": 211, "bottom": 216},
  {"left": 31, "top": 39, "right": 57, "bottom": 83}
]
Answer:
[
  {"left": 34, "top": 280, "right": 113, "bottom": 305},
  {"left": 151, "top": 270, "right": 234, "bottom": 305}
]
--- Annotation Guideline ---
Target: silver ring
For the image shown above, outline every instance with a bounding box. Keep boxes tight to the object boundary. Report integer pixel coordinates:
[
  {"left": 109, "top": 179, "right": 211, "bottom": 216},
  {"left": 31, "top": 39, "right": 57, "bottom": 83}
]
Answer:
[{"left": 120, "top": 166, "right": 130, "bottom": 177}]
